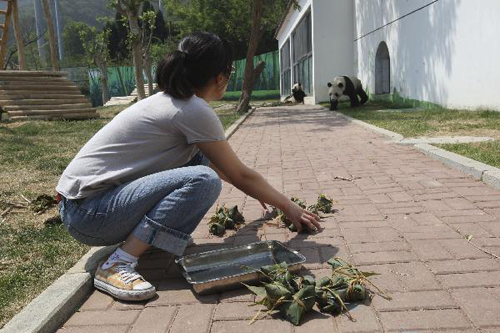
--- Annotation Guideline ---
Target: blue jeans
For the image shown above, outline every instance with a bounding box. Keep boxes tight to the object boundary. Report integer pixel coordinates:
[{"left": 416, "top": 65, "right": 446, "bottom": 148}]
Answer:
[{"left": 59, "top": 153, "right": 221, "bottom": 256}]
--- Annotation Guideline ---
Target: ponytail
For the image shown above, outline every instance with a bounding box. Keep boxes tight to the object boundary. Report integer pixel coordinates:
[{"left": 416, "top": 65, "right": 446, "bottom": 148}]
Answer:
[
  {"left": 156, "top": 50, "right": 194, "bottom": 99},
  {"left": 156, "top": 32, "right": 233, "bottom": 100}
]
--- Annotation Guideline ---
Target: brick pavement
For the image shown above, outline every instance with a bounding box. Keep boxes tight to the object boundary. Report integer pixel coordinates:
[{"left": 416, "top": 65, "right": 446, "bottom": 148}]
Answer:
[{"left": 57, "top": 105, "right": 500, "bottom": 332}]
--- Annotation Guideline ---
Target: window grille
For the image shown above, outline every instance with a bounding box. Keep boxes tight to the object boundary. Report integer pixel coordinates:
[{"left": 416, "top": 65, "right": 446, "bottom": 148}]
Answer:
[
  {"left": 280, "top": 39, "right": 291, "bottom": 97},
  {"left": 292, "top": 11, "right": 312, "bottom": 95}
]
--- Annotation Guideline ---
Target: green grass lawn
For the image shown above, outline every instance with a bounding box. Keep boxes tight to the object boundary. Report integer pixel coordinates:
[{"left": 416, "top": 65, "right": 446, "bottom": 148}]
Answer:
[
  {"left": 321, "top": 100, "right": 500, "bottom": 168},
  {"left": 0, "top": 103, "right": 243, "bottom": 328},
  {"left": 222, "top": 89, "right": 280, "bottom": 101},
  {"left": 439, "top": 141, "right": 500, "bottom": 168}
]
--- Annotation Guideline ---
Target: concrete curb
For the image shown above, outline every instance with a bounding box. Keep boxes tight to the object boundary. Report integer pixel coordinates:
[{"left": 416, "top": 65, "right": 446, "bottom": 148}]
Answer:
[
  {"left": 225, "top": 107, "right": 256, "bottom": 140},
  {"left": 0, "top": 107, "right": 256, "bottom": 333},
  {"left": 321, "top": 105, "right": 500, "bottom": 191},
  {"left": 414, "top": 144, "right": 500, "bottom": 190},
  {"left": 330, "top": 109, "right": 404, "bottom": 141},
  {"left": 413, "top": 144, "right": 497, "bottom": 180}
]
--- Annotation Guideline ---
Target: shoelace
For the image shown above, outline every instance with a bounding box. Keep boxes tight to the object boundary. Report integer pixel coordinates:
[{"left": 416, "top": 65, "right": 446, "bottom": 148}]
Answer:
[{"left": 116, "top": 262, "right": 144, "bottom": 285}]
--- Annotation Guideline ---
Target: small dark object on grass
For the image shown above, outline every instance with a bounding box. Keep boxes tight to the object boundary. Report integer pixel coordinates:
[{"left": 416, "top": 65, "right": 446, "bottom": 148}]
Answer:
[
  {"left": 44, "top": 215, "right": 63, "bottom": 226},
  {"left": 31, "top": 194, "right": 57, "bottom": 214}
]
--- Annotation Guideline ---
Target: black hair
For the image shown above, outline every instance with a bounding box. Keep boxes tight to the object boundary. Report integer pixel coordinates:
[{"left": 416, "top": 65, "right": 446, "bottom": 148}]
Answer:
[{"left": 156, "top": 32, "right": 233, "bottom": 99}]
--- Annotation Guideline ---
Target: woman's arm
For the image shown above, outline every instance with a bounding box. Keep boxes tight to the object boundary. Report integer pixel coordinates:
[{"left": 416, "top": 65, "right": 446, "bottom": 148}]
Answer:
[{"left": 197, "top": 140, "right": 321, "bottom": 232}]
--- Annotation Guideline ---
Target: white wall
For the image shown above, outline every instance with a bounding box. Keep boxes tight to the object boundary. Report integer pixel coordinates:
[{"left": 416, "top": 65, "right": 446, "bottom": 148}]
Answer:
[
  {"left": 277, "top": 0, "right": 312, "bottom": 50},
  {"left": 277, "top": 0, "right": 355, "bottom": 104},
  {"left": 355, "top": 0, "right": 500, "bottom": 110},
  {"left": 276, "top": 0, "right": 312, "bottom": 101},
  {"left": 312, "top": 0, "right": 355, "bottom": 103}
]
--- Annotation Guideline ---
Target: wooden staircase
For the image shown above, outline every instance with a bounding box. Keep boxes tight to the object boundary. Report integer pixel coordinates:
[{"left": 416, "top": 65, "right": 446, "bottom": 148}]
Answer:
[{"left": 0, "top": 71, "right": 99, "bottom": 120}]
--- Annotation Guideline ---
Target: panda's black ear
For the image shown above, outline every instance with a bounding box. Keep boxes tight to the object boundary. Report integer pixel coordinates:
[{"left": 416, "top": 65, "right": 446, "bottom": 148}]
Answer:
[
  {"left": 327, "top": 82, "right": 332, "bottom": 87},
  {"left": 338, "top": 82, "right": 344, "bottom": 88}
]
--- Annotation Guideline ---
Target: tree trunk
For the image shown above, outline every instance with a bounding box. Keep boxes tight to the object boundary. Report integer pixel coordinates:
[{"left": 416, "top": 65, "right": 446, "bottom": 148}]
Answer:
[
  {"left": 236, "top": 0, "right": 264, "bottom": 114},
  {"left": 98, "top": 63, "right": 109, "bottom": 104},
  {"left": 237, "top": 61, "right": 265, "bottom": 113},
  {"left": 128, "top": 12, "right": 146, "bottom": 100},
  {"left": 41, "top": 0, "right": 59, "bottom": 71},
  {"left": 12, "top": 0, "right": 26, "bottom": 70},
  {"left": 144, "top": 54, "right": 154, "bottom": 96}
]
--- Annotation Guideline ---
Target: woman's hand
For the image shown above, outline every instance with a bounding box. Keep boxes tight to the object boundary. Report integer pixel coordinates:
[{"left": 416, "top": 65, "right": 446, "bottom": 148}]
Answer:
[
  {"left": 283, "top": 201, "right": 321, "bottom": 233},
  {"left": 198, "top": 141, "right": 321, "bottom": 229}
]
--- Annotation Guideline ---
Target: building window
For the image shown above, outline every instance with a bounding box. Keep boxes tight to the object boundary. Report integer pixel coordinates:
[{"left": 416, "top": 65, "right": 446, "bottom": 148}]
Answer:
[
  {"left": 375, "top": 41, "right": 390, "bottom": 94},
  {"left": 292, "top": 10, "right": 312, "bottom": 95},
  {"left": 280, "top": 39, "right": 291, "bottom": 97}
]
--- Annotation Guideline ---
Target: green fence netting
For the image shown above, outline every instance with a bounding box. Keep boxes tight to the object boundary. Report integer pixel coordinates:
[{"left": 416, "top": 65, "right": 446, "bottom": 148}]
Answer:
[
  {"left": 226, "top": 51, "right": 279, "bottom": 92},
  {"left": 67, "top": 50, "right": 279, "bottom": 107},
  {"left": 88, "top": 66, "right": 138, "bottom": 107}
]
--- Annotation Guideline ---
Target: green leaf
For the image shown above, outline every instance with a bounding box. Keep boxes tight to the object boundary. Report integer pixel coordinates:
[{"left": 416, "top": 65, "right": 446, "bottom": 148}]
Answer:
[
  {"left": 241, "top": 283, "right": 267, "bottom": 298},
  {"left": 280, "top": 285, "right": 316, "bottom": 325}
]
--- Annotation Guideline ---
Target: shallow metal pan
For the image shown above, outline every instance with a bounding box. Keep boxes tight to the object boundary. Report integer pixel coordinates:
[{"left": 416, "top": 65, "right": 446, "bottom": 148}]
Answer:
[{"left": 175, "top": 241, "right": 306, "bottom": 295}]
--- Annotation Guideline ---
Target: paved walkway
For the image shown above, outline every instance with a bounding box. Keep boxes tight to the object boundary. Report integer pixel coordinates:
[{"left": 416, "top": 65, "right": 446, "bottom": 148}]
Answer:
[{"left": 57, "top": 105, "right": 500, "bottom": 333}]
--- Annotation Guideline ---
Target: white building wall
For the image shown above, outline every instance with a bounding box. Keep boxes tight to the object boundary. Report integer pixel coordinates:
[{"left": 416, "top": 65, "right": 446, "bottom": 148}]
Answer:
[
  {"left": 277, "top": 0, "right": 312, "bottom": 50},
  {"left": 355, "top": 0, "right": 500, "bottom": 110},
  {"left": 277, "top": 0, "right": 355, "bottom": 104},
  {"left": 313, "top": 0, "right": 355, "bottom": 103}
]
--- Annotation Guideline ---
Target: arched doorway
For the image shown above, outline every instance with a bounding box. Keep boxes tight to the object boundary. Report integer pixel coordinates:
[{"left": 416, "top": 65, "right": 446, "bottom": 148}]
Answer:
[{"left": 375, "top": 42, "right": 390, "bottom": 94}]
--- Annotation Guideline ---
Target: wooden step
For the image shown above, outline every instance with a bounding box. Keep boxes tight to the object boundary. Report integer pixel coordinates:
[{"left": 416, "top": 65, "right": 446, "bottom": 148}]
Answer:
[
  {"left": 9, "top": 112, "right": 100, "bottom": 120},
  {"left": 0, "top": 71, "right": 66, "bottom": 77},
  {"left": 1, "top": 98, "right": 90, "bottom": 105},
  {"left": 7, "top": 108, "right": 97, "bottom": 116},
  {"left": 4, "top": 103, "right": 92, "bottom": 111},
  {"left": 0, "top": 81, "right": 79, "bottom": 88},
  {"left": 0, "top": 90, "right": 84, "bottom": 97},
  {"left": 0, "top": 76, "right": 71, "bottom": 82},
  {"left": 0, "top": 93, "right": 87, "bottom": 101},
  {"left": 0, "top": 84, "right": 81, "bottom": 92}
]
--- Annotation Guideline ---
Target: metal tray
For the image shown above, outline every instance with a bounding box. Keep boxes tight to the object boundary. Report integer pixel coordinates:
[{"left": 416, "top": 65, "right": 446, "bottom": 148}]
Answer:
[{"left": 175, "top": 241, "right": 306, "bottom": 295}]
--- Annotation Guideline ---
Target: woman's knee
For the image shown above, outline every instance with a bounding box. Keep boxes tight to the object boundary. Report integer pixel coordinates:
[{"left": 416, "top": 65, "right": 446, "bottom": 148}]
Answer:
[{"left": 192, "top": 165, "right": 222, "bottom": 198}]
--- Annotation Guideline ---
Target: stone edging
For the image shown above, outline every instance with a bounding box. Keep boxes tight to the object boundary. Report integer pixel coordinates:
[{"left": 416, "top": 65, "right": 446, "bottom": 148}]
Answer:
[
  {"left": 329, "top": 107, "right": 500, "bottom": 191},
  {"left": 0, "top": 107, "right": 256, "bottom": 333}
]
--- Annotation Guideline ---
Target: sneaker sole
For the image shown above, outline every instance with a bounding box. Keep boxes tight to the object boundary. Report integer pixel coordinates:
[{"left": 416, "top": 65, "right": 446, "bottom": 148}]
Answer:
[{"left": 94, "top": 278, "right": 156, "bottom": 301}]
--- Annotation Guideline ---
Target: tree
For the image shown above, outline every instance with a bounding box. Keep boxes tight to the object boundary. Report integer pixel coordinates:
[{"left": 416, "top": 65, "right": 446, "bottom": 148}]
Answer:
[
  {"left": 164, "top": 0, "right": 289, "bottom": 59},
  {"left": 80, "top": 24, "right": 111, "bottom": 104},
  {"left": 63, "top": 21, "right": 90, "bottom": 66},
  {"left": 235, "top": 0, "right": 264, "bottom": 113},
  {"left": 235, "top": 0, "right": 300, "bottom": 113},
  {"left": 107, "top": 12, "right": 131, "bottom": 64},
  {"left": 139, "top": 7, "right": 157, "bottom": 96},
  {"left": 153, "top": 9, "right": 167, "bottom": 42},
  {"left": 11, "top": 0, "right": 26, "bottom": 70},
  {"left": 163, "top": 0, "right": 292, "bottom": 112},
  {"left": 109, "top": 0, "right": 147, "bottom": 100},
  {"left": 41, "top": 0, "right": 59, "bottom": 71}
]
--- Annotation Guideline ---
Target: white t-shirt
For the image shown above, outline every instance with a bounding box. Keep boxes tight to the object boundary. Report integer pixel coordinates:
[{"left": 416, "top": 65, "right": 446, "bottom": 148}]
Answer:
[{"left": 56, "top": 92, "right": 226, "bottom": 199}]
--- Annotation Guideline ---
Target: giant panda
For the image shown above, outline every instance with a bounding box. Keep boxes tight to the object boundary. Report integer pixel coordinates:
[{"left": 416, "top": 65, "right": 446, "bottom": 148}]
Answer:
[
  {"left": 284, "top": 82, "right": 306, "bottom": 104},
  {"left": 327, "top": 76, "right": 368, "bottom": 111}
]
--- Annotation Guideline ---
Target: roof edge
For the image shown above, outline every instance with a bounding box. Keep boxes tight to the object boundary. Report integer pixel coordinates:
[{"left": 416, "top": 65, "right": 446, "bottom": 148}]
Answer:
[{"left": 274, "top": 0, "right": 295, "bottom": 40}]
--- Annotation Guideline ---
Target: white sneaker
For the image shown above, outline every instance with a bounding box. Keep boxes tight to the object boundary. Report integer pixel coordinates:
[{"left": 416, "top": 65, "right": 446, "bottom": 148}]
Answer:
[{"left": 94, "top": 261, "right": 156, "bottom": 301}]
